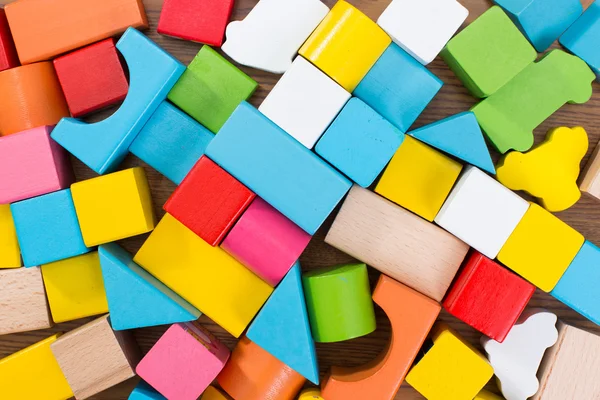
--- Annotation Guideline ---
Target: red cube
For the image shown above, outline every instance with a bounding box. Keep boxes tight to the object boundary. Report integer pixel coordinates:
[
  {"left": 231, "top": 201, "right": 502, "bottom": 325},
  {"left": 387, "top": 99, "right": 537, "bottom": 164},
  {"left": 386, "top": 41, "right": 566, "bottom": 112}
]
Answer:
[{"left": 0, "top": 9, "right": 19, "bottom": 71}]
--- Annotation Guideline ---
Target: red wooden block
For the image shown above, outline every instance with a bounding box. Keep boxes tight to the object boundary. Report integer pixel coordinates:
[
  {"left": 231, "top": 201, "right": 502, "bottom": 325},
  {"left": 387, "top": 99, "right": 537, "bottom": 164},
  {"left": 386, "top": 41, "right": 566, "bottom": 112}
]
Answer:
[
  {"left": 164, "top": 156, "right": 255, "bottom": 246},
  {"left": 443, "top": 251, "right": 535, "bottom": 342},
  {"left": 53, "top": 38, "right": 128, "bottom": 118},
  {"left": 0, "top": 8, "right": 19, "bottom": 71},
  {"left": 157, "top": 0, "right": 235, "bottom": 46}
]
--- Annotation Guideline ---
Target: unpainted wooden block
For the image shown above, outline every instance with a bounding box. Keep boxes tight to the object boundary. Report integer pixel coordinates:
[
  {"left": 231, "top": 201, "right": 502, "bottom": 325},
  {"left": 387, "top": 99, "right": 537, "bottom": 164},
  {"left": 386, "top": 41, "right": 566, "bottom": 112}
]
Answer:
[
  {"left": 580, "top": 140, "right": 600, "bottom": 200},
  {"left": 0, "top": 204, "right": 21, "bottom": 269}
]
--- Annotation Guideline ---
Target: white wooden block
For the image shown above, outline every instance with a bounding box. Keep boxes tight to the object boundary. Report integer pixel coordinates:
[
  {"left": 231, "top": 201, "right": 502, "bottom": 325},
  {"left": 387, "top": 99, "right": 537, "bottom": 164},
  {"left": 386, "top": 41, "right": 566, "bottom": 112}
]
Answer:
[
  {"left": 481, "top": 309, "right": 559, "bottom": 400},
  {"left": 259, "top": 56, "right": 351, "bottom": 149},
  {"left": 434, "top": 166, "right": 528, "bottom": 259},
  {"left": 222, "top": 0, "right": 329, "bottom": 74},
  {"left": 377, "top": 0, "right": 468, "bottom": 65}
]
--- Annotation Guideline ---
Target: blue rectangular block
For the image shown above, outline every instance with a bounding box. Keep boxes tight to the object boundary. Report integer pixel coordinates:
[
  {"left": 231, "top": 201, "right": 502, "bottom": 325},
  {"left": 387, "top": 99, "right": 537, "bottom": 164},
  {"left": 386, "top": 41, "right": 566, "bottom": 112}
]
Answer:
[
  {"left": 560, "top": 1, "right": 600, "bottom": 80},
  {"left": 205, "top": 102, "right": 351, "bottom": 235}
]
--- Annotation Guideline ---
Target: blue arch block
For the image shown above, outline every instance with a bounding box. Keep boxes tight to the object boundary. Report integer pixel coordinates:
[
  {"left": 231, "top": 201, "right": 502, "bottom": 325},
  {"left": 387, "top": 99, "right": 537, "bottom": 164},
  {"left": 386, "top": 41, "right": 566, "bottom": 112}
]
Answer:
[{"left": 560, "top": 1, "right": 600, "bottom": 80}]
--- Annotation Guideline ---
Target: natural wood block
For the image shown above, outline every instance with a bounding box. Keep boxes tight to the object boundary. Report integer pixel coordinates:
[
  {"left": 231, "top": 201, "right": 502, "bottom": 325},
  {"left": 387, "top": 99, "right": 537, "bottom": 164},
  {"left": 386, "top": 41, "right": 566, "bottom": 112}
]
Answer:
[{"left": 580, "top": 140, "right": 600, "bottom": 200}]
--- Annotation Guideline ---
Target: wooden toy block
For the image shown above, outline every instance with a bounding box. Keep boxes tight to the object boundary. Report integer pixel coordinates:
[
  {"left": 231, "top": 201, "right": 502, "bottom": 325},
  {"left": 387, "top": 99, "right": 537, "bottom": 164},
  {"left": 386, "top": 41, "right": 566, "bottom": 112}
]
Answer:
[
  {"left": 164, "top": 156, "right": 255, "bottom": 246},
  {"left": 0, "top": 334, "right": 73, "bottom": 400},
  {"left": 406, "top": 325, "right": 494, "bottom": 400},
  {"left": 299, "top": 0, "right": 391, "bottom": 92},
  {"left": 41, "top": 252, "right": 109, "bottom": 323},
  {"left": 99, "top": 243, "right": 200, "bottom": 330},
  {"left": 410, "top": 111, "right": 495, "bottom": 174},
  {"left": 0, "top": 8, "right": 18, "bottom": 71},
  {"left": 50, "top": 314, "right": 142, "bottom": 400},
  {"left": 129, "top": 101, "right": 213, "bottom": 185},
  {"left": 11, "top": 189, "right": 90, "bottom": 266},
  {"left": 375, "top": 135, "right": 463, "bottom": 222},
  {"left": 206, "top": 102, "right": 351, "bottom": 235},
  {"left": 217, "top": 336, "right": 306, "bottom": 400},
  {"left": 129, "top": 381, "right": 166, "bottom": 400},
  {"left": 222, "top": 0, "right": 328, "bottom": 74},
  {"left": 435, "top": 166, "right": 529, "bottom": 259},
  {"left": 497, "top": 126, "right": 588, "bottom": 212},
  {"left": 315, "top": 97, "right": 405, "bottom": 187},
  {"left": 475, "top": 390, "right": 504, "bottom": 400},
  {"left": 51, "top": 28, "right": 184, "bottom": 174},
  {"left": 482, "top": 309, "right": 559, "bottom": 400},
  {"left": 168, "top": 46, "right": 257, "bottom": 133},
  {"left": 221, "top": 198, "right": 311, "bottom": 287},
  {"left": 158, "top": 0, "right": 234, "bottom": 46},
  {"left": 354, "top": 43, "right": 443, "bottom": 133},
  {"left": 377, "top": 0, "right": 468, "bottom": 65},
  {"left": 298, "top": 388, "right": 324, "bottom": 400},
  {"left": 258, "top": 56, "right": 351, "bottom": 149},
  {"left": 0, "top": 125, "right": 73, "bottom": 204},
  {"left": 4, "top": 0, "right": 147, "bottom": 64},
  {"left": 326, "top": 185, "right": 468, "bottom": 301},
  {"left": 137, "top": 321, "right": 230, "bottom": 400},
  {"left": 498, "top": 202, "right": 584, "bottom": 292},
  {"left": 322, "top": 275, "right": 441, "bottom": 400},
  {"left": 472, "top": 50, "right": 594, "bottom": 154},
  {"left": 580, "top": 140, "right": 600, "bottom": 200},
  {"left": 560, "top": 1, "right": 600, "bottom": 80},
  {"left": 53, "top": 38, "right": 128, "bottom": 118},
  {"left": 71, "top": 167, "right": 156, "bottom": 247},
  {"left": 134, "top": 214, "right": 273, "bottom": 337},
  {"left": 443, "top": 251, "right": 535, "bottom": 342},
  {"left": 0, "top": 62, "right": 69, "bottom": 136},
  {"left": 0, "top": 204, "right": 21, "bottom": 269},
  {"left": 0, "top": 267, "right": 52, "bottom": 335},
  {"left": 201, "top": 386, "right": 230, "bottom": 400}
]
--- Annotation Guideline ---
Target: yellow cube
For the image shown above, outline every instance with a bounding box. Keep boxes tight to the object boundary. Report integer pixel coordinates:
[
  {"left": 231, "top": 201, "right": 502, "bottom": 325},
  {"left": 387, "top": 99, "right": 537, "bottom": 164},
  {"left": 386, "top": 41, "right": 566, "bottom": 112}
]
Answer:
[
  {"left": 299, "top": 0, "right": 391, "bottom": 92},
  {"left": 71, "top": 167, "right": 156, "bottom": 247},
  {"left": 375, "top": 136, "right": 463, "bottom": 221},
  {"left": 498, "top": 202, "right": 584, "bottom": 292},
  {"left": 41, "top": 252, "right": 108, "bottom": 323},
  {"left": 0, "top": 334, "right": 74, "bottom": 400},
  {"left": 0, "top": 204, "right": 21, "bottom": 268},
  {"left": 134, "top": 214, "right": 273, "bottom": 337},
  {"left": 406, "top": 325, "right": 493, "bottom": 400}
]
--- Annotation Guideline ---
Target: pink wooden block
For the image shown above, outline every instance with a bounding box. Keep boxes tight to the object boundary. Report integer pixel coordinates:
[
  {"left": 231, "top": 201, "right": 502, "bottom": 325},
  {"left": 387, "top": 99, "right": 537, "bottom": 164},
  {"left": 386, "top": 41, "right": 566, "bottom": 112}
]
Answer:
[
  {"left": 136, "top": 321, "right": 230, "bottom": 400},
  {"left": 221, "top": 197, "right": 312, "bottom": 286},
  {"left": 0, "top": 126, "right": 73, "bottom": 204}
]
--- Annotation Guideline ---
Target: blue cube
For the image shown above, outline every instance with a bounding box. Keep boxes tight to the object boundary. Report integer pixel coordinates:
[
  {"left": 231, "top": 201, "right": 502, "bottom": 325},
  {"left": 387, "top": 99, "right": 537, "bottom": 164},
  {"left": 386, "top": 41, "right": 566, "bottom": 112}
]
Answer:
[
  {"left": 128, "top": 381, "right": 166, "bottom": 400},
  {"left": 560, "top": 1, "right": 600, "bottom": 80}
]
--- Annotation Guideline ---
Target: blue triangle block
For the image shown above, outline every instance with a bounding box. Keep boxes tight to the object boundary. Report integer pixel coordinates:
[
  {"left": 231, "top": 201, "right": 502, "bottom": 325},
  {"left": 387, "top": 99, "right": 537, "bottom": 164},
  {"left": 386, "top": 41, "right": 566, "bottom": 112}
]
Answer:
[
  {"left": 99, "top": 243, "right": 201, "bottom": 330},
  {"left": 410, "top": 112, "right": 496, "bottom": 174},
  {"left": 247, "top": 262, "right": 319, "bottom": 384}
]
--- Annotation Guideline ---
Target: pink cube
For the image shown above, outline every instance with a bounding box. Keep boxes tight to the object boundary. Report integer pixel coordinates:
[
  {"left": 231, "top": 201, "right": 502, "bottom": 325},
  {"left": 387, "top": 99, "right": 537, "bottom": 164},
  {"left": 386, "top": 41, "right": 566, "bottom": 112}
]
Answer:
[{"left": 136, "top": 322, "right": 230, "bottom": 400}]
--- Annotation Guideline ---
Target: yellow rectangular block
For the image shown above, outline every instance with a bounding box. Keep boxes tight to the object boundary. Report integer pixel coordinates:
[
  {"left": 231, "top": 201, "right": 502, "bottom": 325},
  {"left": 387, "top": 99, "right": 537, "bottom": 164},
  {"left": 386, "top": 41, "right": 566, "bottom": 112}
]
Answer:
[
  {"left": 406, "top": 324, "right": 493, "bottom": 400},
  {"left": 498, "top": 202, "right": 584, "bottom": 292},
  {"left": 42, "top": 252, "right": 109, "bottom": 323},
  {"left": 0, "top": 204, "right": 21, "bottom": 268},
  {"left": 375, "top": 136, "right": 463, "bottom": 221},
  {"left": 71, "top": 167, "right": 156, "bottom": 247},
  {"left": 0, "top": 334, "right": 74, "bottom": 400},
  {"left": 299, "top": 0, "right": 391, "bottom": 92},
  {"left": 134, "top": 213, "right": 273, "bottom": 337}
]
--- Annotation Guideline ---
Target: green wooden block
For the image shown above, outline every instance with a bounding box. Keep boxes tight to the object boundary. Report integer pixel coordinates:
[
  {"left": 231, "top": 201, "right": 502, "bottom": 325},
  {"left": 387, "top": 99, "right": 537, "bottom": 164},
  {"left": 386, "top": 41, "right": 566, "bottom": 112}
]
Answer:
[
  {"left": 472, "top": 50, "right": 594, "bottom": 154},
  {"left": 442, "top": 6, "right": 536, "bottom": 98},
  {"left": 168, "top": 46, "right": 258, "bottom": 133}
]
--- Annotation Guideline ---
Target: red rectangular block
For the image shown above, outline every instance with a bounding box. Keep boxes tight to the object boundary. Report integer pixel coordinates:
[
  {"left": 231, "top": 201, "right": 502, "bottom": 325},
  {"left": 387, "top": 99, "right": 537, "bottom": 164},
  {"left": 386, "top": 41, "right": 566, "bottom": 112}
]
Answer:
[{"left": 0, "top": 9, "right": 19, "bottom": 72}]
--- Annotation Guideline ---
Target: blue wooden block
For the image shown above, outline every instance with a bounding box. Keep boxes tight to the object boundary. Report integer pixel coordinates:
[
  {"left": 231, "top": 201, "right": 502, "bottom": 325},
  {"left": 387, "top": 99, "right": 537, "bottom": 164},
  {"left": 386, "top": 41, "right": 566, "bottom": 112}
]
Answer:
[
  {"left": 409, "top": 111, "right": 496, "bottom": 174},
  {"left": 353, "top": 43, "right": 443, "bottom": 133},
  {"left": 129, "top": 101, "right": 214, "bottom": 184},
  {"left": 552, "top": 241, "right": 600, "bottom": 325},
  {"left": 246, "top": 262, "right": 319, "bottom": 384},
  {"left": 315, "top": 98, "right": 404, "bottom": 187},
  {"left": 10, "top": 189, "right": 90, "bottom": 267},
  {"left": 129, "top": 381, "right": 166, "bottom": 400},
  {"left": 99, "top": 242, "right": 201, "bottom": 331},
  {"left": 560, "top": 1, "right": 600, "bottom": 80},
  {"left": 496, "top": 0, "right": 583, "bottom": 52},
  {"left": 51, "top": 28, "right": 185, "bottom": 175},
  {"left": 205, "top": 102, "right": 351, "bottom": 235}
]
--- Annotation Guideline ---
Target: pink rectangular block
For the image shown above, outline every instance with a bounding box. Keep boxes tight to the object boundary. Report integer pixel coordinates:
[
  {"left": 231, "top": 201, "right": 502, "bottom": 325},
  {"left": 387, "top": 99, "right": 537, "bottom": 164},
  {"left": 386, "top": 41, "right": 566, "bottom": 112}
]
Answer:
[
  {"left": 222, "top": 197, "right": 312, "bottom": 286},
  {"left": 0, "top": 126, "right": 73, "bottom": 204},
  {"left": 136, "top": 322, "right": 230, "bottom": 400}
]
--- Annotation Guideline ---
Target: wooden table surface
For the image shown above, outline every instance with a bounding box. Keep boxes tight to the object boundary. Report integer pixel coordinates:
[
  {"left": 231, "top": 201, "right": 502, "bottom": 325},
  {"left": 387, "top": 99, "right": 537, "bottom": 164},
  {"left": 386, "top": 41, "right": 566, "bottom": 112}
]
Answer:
[{"left": 1, "top": 0, "right": 599, "bottom": 398}]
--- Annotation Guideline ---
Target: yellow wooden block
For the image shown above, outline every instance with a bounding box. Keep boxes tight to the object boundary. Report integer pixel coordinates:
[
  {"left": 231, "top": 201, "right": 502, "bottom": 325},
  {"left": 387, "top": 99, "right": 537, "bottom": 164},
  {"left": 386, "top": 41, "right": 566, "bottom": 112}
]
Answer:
[
  {"left": 41, "top": 252, "right": 108, "bottom": 323},
  {"left": 0, "top": 204, "right": 21, "bottom": 268},
  {"left": 201, "top": 386, "right": 231, "bottom": 400},
  {"left": 71, "top": 167, "right": 156, "bottom": 247},
  {"left": 298, "top": 388, "right": 325, "bottom": 399},
  {"left": 134, "top": 213, "right": 273, "bottom": 337},
  {"left": 498, "top": 202, "right": 584, "bottom": 292},
  {"left": 405, "top": 324, "right": 493, "bottom": 400},
  {"left": 299, "top": 0, "right": 391, "bottom": 92},
  {"left": 375, "top": 136, "right": 463, "bottom": 221},
  {"left": 474, "top": 389, "right": 503, "bottom": 400},
  {"left": 497, "top": 127, "right": 588, "bottom": 212},
  {"left": 0, "top": 334, "right": 74, "bottom": 400}
]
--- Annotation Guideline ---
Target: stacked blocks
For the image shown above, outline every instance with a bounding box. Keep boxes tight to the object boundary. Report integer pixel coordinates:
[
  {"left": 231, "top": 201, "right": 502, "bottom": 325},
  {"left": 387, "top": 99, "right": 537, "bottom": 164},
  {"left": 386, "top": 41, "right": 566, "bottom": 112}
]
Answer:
[
  {"left": 0, "top": 9, "right": 18, "bottom": 72},
  {"left": 560, "top": 1, "right": 600, "bottom": 79},
  {"left": 129, "top": 381, "right": 166, "bottom": 400},
  {"left": 0, "top": 205, "right": 21, "bottom": 269}
]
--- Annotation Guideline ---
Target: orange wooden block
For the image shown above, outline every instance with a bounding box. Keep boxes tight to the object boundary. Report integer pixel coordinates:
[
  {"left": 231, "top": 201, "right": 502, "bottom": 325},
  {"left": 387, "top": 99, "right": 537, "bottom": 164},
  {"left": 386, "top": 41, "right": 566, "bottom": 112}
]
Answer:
[
  {"left": 0, "top": 62, "right": 69, "bottom": 136},
  {"left": 321, "top": 275, "right": 441, "bottom": 400}
]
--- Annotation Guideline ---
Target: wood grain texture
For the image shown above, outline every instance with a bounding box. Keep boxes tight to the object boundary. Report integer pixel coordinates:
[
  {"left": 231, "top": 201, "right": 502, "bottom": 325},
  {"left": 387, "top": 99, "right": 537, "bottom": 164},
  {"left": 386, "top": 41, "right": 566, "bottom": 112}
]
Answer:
[{"left": 580, "top": 140, "right": 600, "bottom": 199}]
